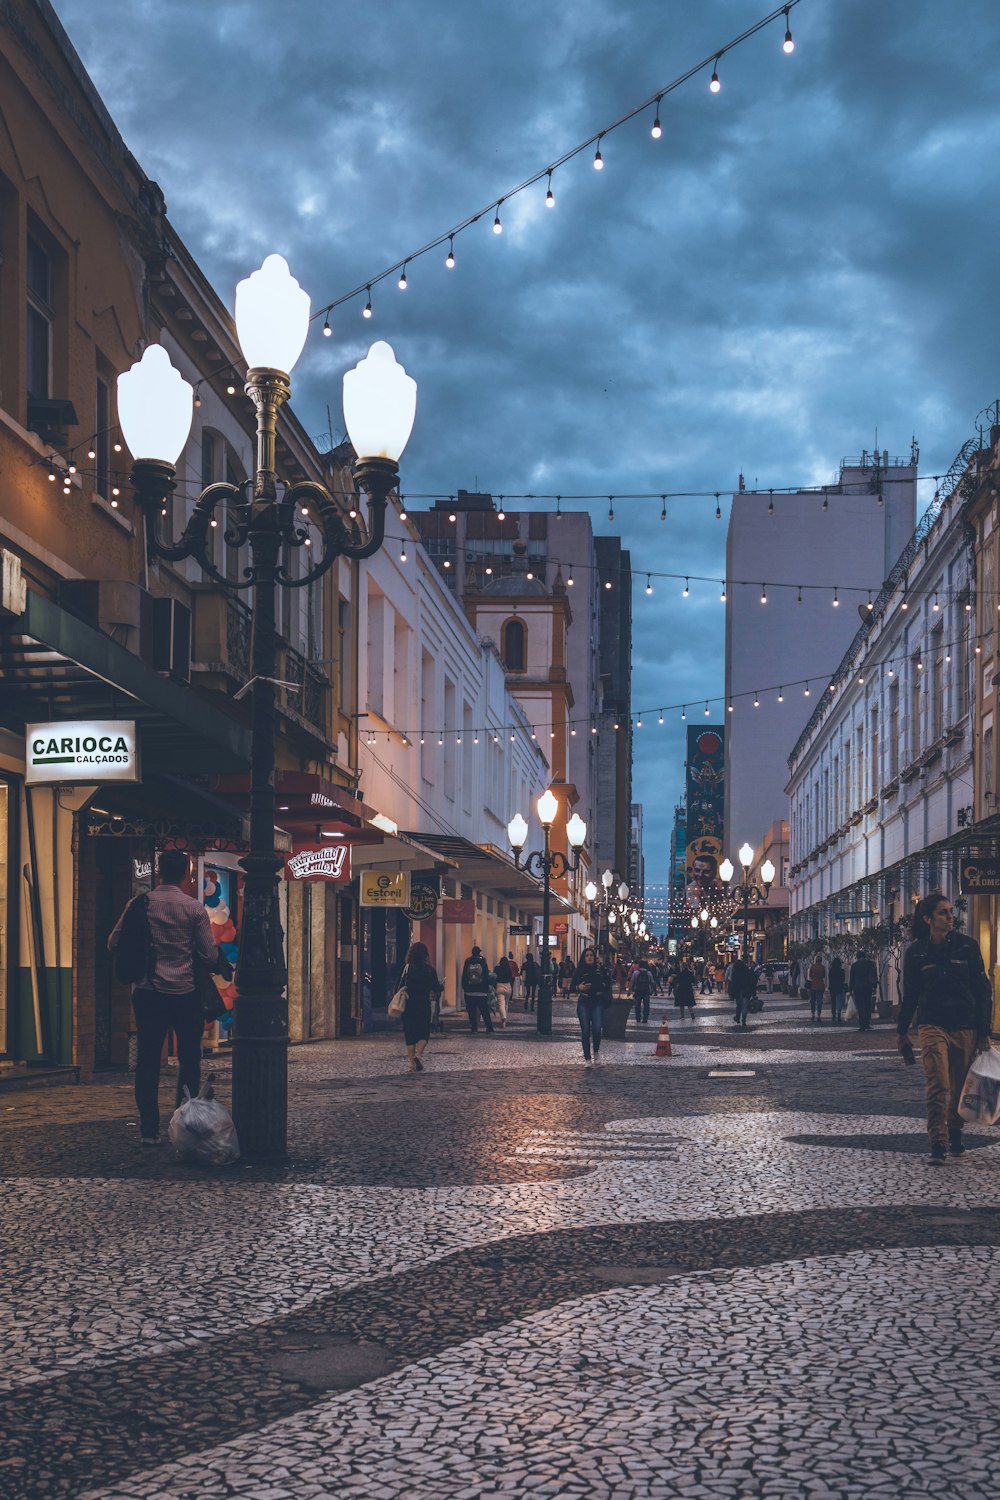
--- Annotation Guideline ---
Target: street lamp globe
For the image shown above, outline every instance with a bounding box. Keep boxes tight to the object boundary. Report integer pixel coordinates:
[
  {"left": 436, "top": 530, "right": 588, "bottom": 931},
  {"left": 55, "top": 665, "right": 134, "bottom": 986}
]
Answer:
[
  {"left": 618, "top": 881, "right": 629, "bottom": 901},
  {"left": 343, "top": 341, "right": 417, "bottom": 461},
  {"left": 507, "top": 812, "right": 528, "bottom": 851},
  {"left": 719, "top": 857, "right": 735, "bottom": 884},
  {"left": 585, "top": 881, "right": 598, "bottom": 902},
  {"left": 710, "top": 916, "right": 718, "bottom": 929},
  {"left": 700, "top": 908, "right": 709, "bottom": 922},
  {"left": 630, "top": 910, "right": 639, "bottom": 928},
  {"left": 761, "top": 858, "right": 776, "bottom": 886},
  {"left": 117, "top": 345, "right": 193, "bottom": 464},
  {"left": 566, "top": 812, "right": 587, "bottom": 848},
  {"left": 536, "top": 788, "right": 559, "bottom": 827},
  {"left": 690, "top": 916, "right": 698, "bottom": 929},
  {"left": 234, "top": 254, "right": 310, "bottom": 374},
  {"left": 601, "top": 869, "right": 614, "bottom": 890},
  {"left": 609, "top": 910, "right": 618, "bottom": 925},
  {"left": 739, "top": 842, "right": 754, "bottom": 869}
]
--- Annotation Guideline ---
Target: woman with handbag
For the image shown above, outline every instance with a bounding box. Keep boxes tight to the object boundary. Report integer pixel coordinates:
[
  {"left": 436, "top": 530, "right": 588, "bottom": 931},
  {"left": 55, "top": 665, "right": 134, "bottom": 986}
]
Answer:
[{"left": 399, "top": 941, "right": 443, "bottom": 1073}]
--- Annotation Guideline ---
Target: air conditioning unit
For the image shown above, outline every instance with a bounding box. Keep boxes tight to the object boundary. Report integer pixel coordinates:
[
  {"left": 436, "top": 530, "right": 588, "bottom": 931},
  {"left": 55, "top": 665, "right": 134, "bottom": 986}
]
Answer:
[
  {"left": 148, "top": 596, "right": 191, "bottom": 682},
  {"left": 59, "top": 579, "right": 142, "bottom": 648}
]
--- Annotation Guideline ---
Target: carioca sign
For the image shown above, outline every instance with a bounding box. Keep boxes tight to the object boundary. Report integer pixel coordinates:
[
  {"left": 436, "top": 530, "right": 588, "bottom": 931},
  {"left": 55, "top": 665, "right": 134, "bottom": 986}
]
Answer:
[{"left": 26, "top": 720, "right": 139, "bottom": 784}]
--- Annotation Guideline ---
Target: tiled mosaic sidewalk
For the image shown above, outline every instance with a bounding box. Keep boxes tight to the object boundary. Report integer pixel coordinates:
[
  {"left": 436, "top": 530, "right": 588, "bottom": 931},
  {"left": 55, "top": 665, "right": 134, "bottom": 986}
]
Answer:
[{"left": 2, "top": 996, "right": 998, "bottom": 1498}]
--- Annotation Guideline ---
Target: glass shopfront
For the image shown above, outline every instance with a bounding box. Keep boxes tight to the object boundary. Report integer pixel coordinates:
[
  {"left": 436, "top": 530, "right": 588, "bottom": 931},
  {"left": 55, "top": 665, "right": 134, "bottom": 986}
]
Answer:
[{"left": 0, "top": 779, "right": 12, "bottom": 1056}]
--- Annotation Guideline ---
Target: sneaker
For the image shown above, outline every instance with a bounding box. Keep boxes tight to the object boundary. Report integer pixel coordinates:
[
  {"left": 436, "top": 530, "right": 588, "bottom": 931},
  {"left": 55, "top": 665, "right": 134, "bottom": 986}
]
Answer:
[
  {"left": 948, "top": 1130, "right": 965, "bottom": 1158},
  {"left": 929, "top": 1142, "right": 948, "bottom": 1165},
  {"left": 592, "top": 1050, "right": 601, "bottom": 1064},
  {"left": 414, "top": 1057, "right": 424, "bottom": 1072},
  {"left": 584, "top": 1057, "right": 592, "bottom": 1068},
  {"left": 140, "top": 1135, "right": 161, "bottom": 1147}
]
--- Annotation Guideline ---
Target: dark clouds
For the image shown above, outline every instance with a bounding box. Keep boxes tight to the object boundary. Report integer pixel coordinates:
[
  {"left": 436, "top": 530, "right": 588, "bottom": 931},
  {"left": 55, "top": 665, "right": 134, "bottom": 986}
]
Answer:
[{"left": 53, "top": 0, "right": 1000, "bottom": 881}]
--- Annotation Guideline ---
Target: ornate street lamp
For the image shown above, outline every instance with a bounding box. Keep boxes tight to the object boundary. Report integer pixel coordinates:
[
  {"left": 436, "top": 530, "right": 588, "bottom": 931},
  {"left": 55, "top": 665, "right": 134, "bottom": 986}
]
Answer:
[
  {"left": 507, "top": 789, "right": 586, "bottom": 1035},
  {"left": 719, "top": 843, "right": 775, "bottom": 963},
  {"left": 119, "top": 257, "right": 417, "bottom": 1159}
]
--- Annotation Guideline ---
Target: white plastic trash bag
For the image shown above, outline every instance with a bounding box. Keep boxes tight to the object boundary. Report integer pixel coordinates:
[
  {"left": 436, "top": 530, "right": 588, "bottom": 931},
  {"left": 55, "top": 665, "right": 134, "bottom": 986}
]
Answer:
[
  {"left": 168, "top": 1076, "right": 240, "bottom": 1166},
  {"left": 958, "top": 1047, "right": 1000, "bottom": 1127}
]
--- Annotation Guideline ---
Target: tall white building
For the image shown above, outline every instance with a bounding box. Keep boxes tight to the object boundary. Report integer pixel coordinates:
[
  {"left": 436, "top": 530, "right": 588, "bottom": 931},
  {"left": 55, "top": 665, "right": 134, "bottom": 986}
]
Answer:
[{"left": 724, "top": 449, "right": 917, "bottom": 855}]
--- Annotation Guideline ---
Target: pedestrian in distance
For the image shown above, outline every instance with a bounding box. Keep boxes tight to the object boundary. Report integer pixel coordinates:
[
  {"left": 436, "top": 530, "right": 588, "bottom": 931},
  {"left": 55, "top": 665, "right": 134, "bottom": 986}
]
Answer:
[
  {"left": 522, "top": 951, "right": 539, "bottom": 1011},
  {"left": 399, "top": 941, "right": 442, "bottom": 1073},
  {"left": 631, "top": 960, "right": 653, "bottom": 1023},
  {"left": 494, "top": 952, "right": 514, "bottom": 1028},
  {"left": 808, "top": 952, "right": 827, "bottom": 1022},
  {"left": 671, "top": 960, "right": 697, "bottom": 1020},
  {"left": 828, "top": 955, "right": 847, "bottom": 1024},
  {"left": 713, "top": 961, "right": 726, "bottom": 994},
  {"left": 108, "top": 848, "right": 222, "bottom": 1146},
  {"left": 507, "top": 950, "right": 520, "bottom": 1002},
  {"left": 849, "top": 947, "right": 878, "bottom": 1031},
  {"left": 558, "top": 953, "right": 575, "bottom": 997},
  {"left": 574, "top": 945, "right": 610, "bottom": 1066},
  {"left": 461, "top": 945, "right": 494, "bottom": 1033},
  {"left": 897, "top": 892, "right": 993, "bottom": 1164},
  {"left": 729, "top": 956, "right": 757, "bottom": 1030}
]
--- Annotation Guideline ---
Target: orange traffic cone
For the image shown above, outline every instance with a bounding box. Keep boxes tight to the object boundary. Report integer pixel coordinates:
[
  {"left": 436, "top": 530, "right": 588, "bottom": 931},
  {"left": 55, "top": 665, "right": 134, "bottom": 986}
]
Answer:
[{"left": 655, "top": 1014, "right": 673, "bottom": 1058}]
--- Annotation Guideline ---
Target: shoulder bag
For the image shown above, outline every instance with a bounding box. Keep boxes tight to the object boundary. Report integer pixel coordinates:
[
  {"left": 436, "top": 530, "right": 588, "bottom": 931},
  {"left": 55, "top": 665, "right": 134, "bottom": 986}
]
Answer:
[{"left": 388, "top": 965, "right": 408, "bottom": 1018}]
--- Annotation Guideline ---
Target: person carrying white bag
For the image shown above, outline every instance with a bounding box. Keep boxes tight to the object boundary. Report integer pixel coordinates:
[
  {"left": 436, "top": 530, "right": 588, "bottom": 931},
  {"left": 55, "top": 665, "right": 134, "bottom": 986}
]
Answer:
[{"left": 959, "top": 1047, "right": 1000, "bottom": 1128}]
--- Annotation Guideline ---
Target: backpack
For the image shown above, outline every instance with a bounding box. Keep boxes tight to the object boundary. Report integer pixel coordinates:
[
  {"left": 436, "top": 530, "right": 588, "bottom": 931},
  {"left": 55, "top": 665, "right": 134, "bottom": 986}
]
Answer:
[
  {"left": 633, "top": 968, "right": 651, "bottom": 999},
  {"left": 465, "top": 959, "right": 486, "bottom": 989},
  {"left": 115, "top": 895, "right": 154, "bottom": 985}
]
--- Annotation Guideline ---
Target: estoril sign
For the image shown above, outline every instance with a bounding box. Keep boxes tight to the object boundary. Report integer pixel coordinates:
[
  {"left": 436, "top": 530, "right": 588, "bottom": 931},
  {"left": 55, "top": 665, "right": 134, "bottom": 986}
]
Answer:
[{"left": 26, "top": 720, "right": 140, "bottom": 784}]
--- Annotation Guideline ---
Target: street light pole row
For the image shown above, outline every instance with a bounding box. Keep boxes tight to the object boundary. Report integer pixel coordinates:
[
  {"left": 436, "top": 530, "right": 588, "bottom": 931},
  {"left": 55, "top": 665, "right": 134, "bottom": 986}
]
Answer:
[{"left": 507, "top": 791, "right": 586, "bottom": 1035}]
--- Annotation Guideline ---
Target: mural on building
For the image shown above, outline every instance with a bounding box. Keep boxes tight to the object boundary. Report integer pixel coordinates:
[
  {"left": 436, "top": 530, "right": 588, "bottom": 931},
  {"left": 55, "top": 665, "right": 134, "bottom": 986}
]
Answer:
[{"left": 685, "top": 725, "right": 725, "bottom": 903}]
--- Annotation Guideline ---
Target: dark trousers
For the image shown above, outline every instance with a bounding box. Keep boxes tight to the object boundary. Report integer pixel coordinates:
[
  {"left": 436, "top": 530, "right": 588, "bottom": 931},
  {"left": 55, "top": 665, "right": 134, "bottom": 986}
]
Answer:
[
  {"left": 524, "top": 982, "right": 538, "bottom": 1009},
  {"left": 465, "top": 993, "right": 493, "bottom": 1032},
  {"left": 634, "top": 993, "right": 650, "bottom": 1023},
  {"left": 577, "top": 999, "right": 604, "bottom": 1060},
  {"left": 855, "top": 988, "right": 875, "bottom": 1029},
  {"left": 132, "top": 987, "right": 203, "bottom": 1137}
]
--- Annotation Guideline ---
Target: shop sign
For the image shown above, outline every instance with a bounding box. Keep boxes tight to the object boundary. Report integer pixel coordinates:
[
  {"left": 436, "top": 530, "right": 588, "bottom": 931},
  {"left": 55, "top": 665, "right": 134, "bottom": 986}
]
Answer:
[
  {"left": 441, "top": 897, "right": 475, "bottom": 924},
  {"left": 360, "top": 870, "right": 411, "bottom": 907},
  {"left": 960, "top": 858, "right": 1000, "bottom": 894},
  {"left": 509, "top": 923, "right": 532, "bottom": 934},
  {"left": 27, "top": 719, "right": 139, "bottom": 784},
  {"left": 285, "top": 844, "right": 352, "bottom": 884},
  {"left": 403, "top": 876, "right": 439, "bottom": 921},
  {"left": 552, "top": 919, "right": 569, "bottom": 934}
]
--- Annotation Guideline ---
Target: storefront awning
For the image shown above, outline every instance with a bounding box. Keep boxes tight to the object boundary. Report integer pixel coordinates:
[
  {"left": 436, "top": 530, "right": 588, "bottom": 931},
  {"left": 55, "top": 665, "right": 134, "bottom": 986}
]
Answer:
[
  {"left": 401, "top": 832, "right": 576, "bottom": 914},
  {"left": 0, "top": 589, "right": 251, "bottom": 772}
]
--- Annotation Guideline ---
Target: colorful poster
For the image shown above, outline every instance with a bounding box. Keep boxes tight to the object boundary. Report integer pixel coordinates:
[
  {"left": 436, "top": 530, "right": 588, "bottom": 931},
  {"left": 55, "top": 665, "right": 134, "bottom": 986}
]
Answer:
[
  {"left": 685, "top": 726, "right": 725, "bottom": 902},
  {"left": 203, "top": 864, "right": 239, "bottom": 1031}
]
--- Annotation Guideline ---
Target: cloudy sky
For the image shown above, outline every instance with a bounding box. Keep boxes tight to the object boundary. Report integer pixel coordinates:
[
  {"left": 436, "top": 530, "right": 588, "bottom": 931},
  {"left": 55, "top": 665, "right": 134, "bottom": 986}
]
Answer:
[{"left": 54, "top": 0, "right": 1000, "bottom": 882}]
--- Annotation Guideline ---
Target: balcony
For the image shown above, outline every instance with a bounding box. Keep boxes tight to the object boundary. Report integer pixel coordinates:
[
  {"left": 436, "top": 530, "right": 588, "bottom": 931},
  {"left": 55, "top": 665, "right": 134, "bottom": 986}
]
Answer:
[{"left": 193, "top": 592, "right": 329, "bottom": 739}]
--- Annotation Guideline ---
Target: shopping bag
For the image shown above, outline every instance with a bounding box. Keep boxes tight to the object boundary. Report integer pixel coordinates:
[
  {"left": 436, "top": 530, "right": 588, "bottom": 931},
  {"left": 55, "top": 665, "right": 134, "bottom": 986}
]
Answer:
[
  {"left": 958, "top": 1047, "right": 1000, "bottom": 1126},
  {"left": 168, "top": 1077, "right": 240, "bottom": 1166},
  {"left": 845, "top": 996, "right": 857, "bottom": 1022}
]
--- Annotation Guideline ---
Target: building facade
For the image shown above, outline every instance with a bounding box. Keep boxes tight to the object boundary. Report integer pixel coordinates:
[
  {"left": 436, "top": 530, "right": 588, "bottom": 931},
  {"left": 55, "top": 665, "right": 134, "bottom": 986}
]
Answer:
[
  {"left": 725, "top": 451, "right": 917, "bottom": 855},
  {"left": 786, "top": 457, "right": 976, "bottom": 998}
]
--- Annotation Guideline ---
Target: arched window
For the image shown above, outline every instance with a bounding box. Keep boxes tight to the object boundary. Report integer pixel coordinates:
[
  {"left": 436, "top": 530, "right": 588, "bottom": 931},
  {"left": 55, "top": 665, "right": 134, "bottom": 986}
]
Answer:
[{"left": 502, "top": 617, "right": 526, "bottom": 672}]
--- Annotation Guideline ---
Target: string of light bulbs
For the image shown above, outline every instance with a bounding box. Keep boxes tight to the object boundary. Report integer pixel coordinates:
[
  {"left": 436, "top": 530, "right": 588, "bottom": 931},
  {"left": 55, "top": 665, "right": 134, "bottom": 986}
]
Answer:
[
  {"left": 356, "top": 617, "right": 990, "bottom": 747},
  {"left": 311, "top": 1, "right": 802, "bottom": 329}
]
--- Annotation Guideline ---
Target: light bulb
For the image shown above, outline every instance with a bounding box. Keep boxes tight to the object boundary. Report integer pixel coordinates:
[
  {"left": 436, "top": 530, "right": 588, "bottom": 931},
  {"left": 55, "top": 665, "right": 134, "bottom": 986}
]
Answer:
[
  {"left": 323, "top": 317, "right": 332, "bottom": 337},
  {"left": 710, "top": 62, "right": 721, "bottom": 92},
  {"left": 760, "top": 586, "right": 767, "bottom": 604},
  {"left": 783, "top": 11, "right": 794, "bottom": 53},
  {"left": 493, "top": 204, "right": 503, "bottom": 234},
  {"left": 704, "top": 704, "right": 710, "bottom": 716},
  {"left": 683, "top": 579, "right": 689, "bottom": 596},
  {"left": 651, "top": 105, "right": 662, "bottom": 138},
  {"left": 646, "top": 576, "right": 653, "bottom": 595},
  {"left": 446, "top": 240, "right": 455, "bottom": 268},
  {"left": 833, "top": 589, "right": 839, "bottom": 607},
  {"left": 594, "top": 140, "right": 604, "bottom": 170},
  {"left": 398, "top": 265, "right": 408, "bottom": 290},
  {"left": 545, "top": 173, "right": 555, "bottom": 207},
  {"left": 87, "top": 448, "right": 96, "bottom": 459},
  {"left": 363, "top": 289, "right": 373, "bottom": 318}
]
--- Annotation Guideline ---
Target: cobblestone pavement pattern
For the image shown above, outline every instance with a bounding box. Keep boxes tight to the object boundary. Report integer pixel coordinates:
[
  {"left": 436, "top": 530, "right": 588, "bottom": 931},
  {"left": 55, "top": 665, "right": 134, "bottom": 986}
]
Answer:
[{"left": 2, "top": 993, "right": 998, "bottom": 1498}]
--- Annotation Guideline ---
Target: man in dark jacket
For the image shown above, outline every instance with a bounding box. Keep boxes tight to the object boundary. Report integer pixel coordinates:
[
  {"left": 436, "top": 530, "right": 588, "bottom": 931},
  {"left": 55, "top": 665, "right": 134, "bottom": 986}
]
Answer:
[
  {"left": 898, "top": 892, "right": 992, "bottom": 1163},
  {"left": 729, "top": 956, "right": 757, "bottom": 1030},
  {"left": 631, "top": 961, "right": 653, "bottom": 1023},
  {"left": 849, "top": 949, "right": 879, "bottom": 1032},
  {"left": 461, "top": 946, "right": 494, "bottom": 1033}
]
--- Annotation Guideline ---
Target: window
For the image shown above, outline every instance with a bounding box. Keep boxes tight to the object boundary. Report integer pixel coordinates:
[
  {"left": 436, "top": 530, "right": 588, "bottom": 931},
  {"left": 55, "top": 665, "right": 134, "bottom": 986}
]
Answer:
[
  {"left": 26, "top": 235, "right": 52, "bottom": 400},
  {"left": 888, "top": 683, "right": 899, "bottom": 776},
  {"left": 501, "top": 617, "right": 526, "bottom": 672},
  {"left": 443, "top": 678, "right": 456, "bottom": 801},
  {"left": 910, "top": 656, "right": 922, "bottom": 758},
  {"left": 956, "top": 607, "right": 970, "bottom": 719},
  {"left": 870, "top": 707, "right": 879, "bottom": 795},
  {"left": 984, "top": 726, "right": 994, "bottom": 817},
  {"left": 338, "top": 598, "right": 351, "bottom": 713},
  {"left": 856, "top": 726, "right": 864, "bottom": 805},
  {"left": 931, "top": 626, "right": 944, "bottom": 741}
]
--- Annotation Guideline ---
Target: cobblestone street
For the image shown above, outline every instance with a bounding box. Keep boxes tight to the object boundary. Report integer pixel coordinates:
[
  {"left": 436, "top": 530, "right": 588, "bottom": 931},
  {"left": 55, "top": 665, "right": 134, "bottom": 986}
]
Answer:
[{"left": 3, "top": 991, "right": 999, "bottom": 1499}]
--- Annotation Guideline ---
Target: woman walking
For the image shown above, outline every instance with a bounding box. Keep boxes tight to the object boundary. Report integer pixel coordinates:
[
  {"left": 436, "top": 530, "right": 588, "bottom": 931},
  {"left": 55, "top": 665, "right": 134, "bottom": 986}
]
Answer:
[
  {"left": 671, "top": 960, "right": 697, "bottom": 1020},
  {"left": 574, "top": 946, "right": 611, "bottom": 1066},
  {"left": 400, "top": 941, "right": 443, "bottom": 1073},
  {"left": 828, "top": 955, "right": 847, "bottom": 1024},
  {"left": 522, "top": 951, "right": 539, "bottom": 1011}
]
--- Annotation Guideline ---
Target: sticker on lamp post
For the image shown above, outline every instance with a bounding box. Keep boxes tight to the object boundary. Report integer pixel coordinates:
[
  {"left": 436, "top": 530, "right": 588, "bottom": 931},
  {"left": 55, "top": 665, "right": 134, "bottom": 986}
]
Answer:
[{"left": 27, "top": 720, "right": 139, "bottom": 784}]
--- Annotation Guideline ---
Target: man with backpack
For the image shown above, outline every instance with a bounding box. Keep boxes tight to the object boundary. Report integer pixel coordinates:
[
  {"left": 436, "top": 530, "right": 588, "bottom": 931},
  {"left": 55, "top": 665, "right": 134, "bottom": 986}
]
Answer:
[
  {"left": 461, "top": 945, "right": 494, "bottom": 1033},
  {"left": 631, "top": 960, "right": 653, "bottom": 1023},
  {"left": 108, "top": 848, "right": 219, "bottom": 1146}
]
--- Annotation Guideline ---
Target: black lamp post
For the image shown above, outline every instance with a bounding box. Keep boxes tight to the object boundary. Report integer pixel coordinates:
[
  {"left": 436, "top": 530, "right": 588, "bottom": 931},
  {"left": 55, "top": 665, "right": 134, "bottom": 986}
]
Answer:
[
  {"left": 690, "top": 907, "right": 718, "bottom": 971},
  {"left": 118, "top": 257, "right": 417, "bottom": 1160},
  {"left": 507, "top": 790, "right": 587, "bottom": 1035},
  {"left": 719, "top": 843, "right": 775, "bottom": 964}
]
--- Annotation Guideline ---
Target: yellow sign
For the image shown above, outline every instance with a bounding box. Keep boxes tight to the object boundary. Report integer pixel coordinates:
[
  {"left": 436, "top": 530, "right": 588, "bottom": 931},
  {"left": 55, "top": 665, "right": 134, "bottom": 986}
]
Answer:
[{"left": 359, "top": 870, "right": 411, "bottom": 907}]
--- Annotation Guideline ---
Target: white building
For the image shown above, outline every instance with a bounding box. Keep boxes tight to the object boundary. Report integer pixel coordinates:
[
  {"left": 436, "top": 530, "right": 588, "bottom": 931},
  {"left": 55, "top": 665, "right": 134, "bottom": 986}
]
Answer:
[
  {"left": 785, "top": 475, "right": 974, "bottom": 984},
  {"left": 357, "top": 497, "right": 555, "bottom": 1009},
  {"left": 725, "top": 450, "right": 917, "bottom": 855}
]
